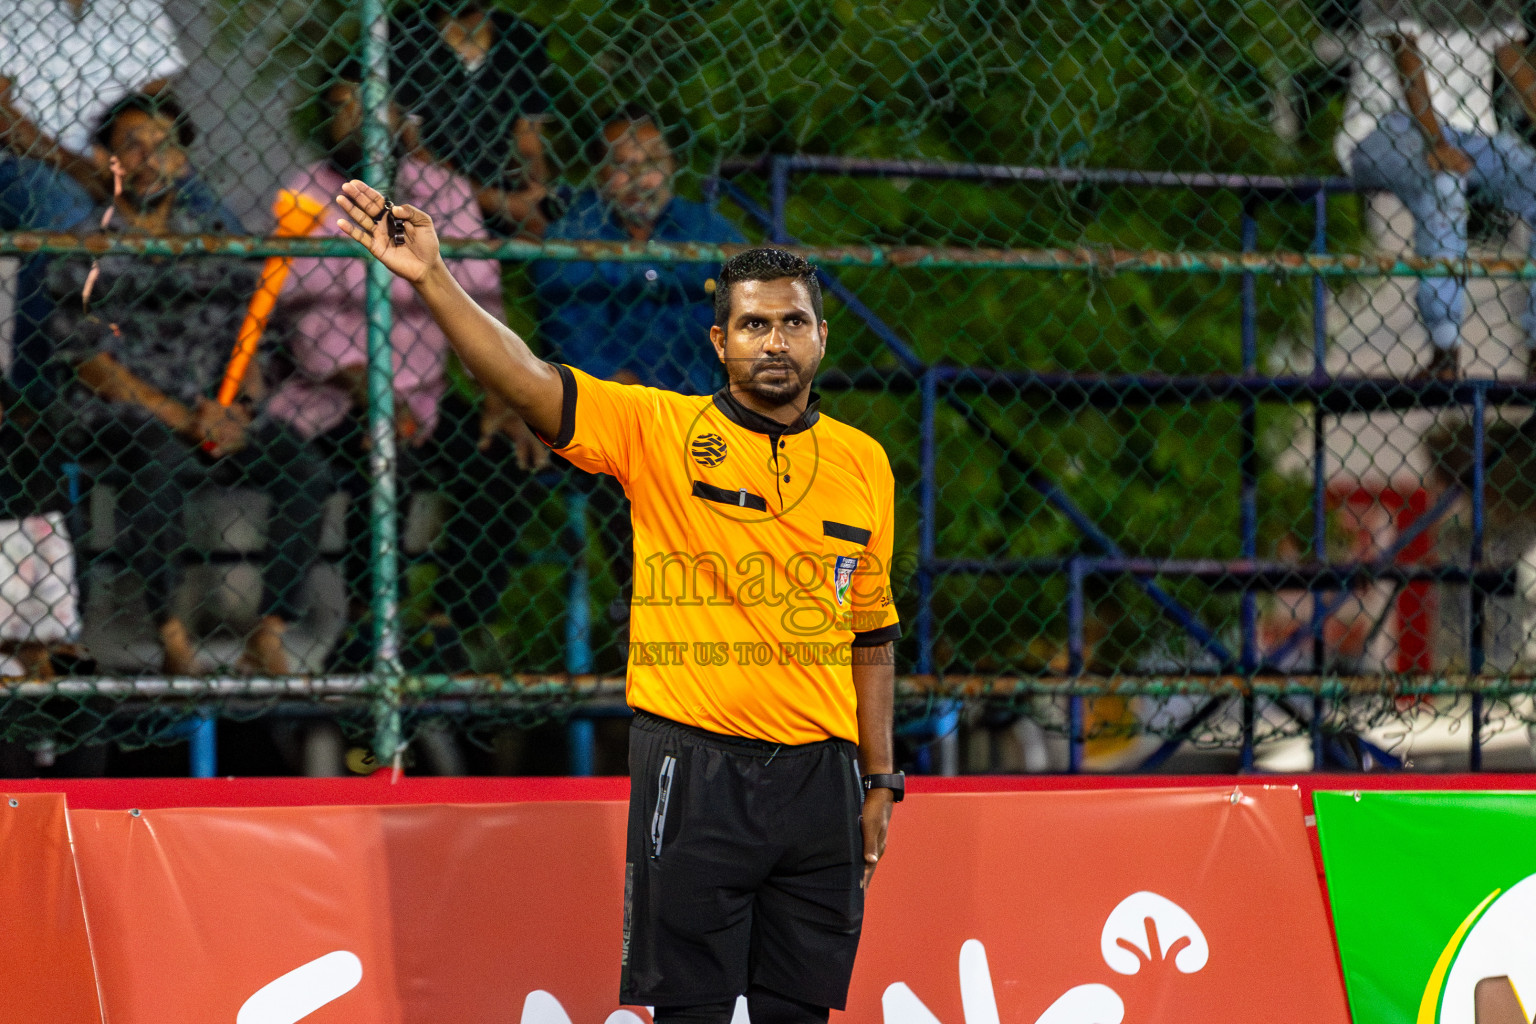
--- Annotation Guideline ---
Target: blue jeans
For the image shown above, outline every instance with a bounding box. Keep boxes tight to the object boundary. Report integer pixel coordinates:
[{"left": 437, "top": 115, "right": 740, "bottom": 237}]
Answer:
[
  {"left": 0, "top": 153, "right": 94, "bottom": 399},
  {"left": 1351, "top": 111, "right": 1536, "bottom": 351}
]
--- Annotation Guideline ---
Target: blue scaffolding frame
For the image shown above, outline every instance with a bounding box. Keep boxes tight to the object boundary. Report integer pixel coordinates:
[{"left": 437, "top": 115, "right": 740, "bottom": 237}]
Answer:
[{"left": 712, "top": 153, "right": 1522, "bottom": 773}]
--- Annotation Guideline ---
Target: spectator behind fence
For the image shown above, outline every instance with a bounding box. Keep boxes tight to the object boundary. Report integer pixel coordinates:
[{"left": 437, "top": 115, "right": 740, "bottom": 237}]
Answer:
[
  {"left": 534, "top": 108, "right": 747, "bottom": 395},
  {"left": 531, "top": 112, "right": 746, "bottom": 641},
  {"left": 532, "top": 108, "right": 747, "bottom": 640},
  {"left": 1338, "top": 0, "right": 1536, "bottom": 381},
  {"left": 0, "top": 0, "right": 236, "bottom": 400},
  {"left": 391, "top": 0, "right": 552, "bottom": 236},
  {"left": 0, "top": 377, "right": 84, "bottom": 680},
  {"left": 265, "top": 72, "right": 547, "bottom": 672},
  {"left": 45, "top": 94, "right": 333, "bottom": 677}
]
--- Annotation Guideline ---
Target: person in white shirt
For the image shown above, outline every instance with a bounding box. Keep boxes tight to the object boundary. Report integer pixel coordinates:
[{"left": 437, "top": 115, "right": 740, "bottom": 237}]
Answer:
[
  {"left": 0, "top": 0, "right": 187, "bottom": 226},
  {"left": 1339, "top": 0, "right": 1536, "bottom": 380},
  {"left": 0, "top": 0, "right": 205, "bottom": 400}
]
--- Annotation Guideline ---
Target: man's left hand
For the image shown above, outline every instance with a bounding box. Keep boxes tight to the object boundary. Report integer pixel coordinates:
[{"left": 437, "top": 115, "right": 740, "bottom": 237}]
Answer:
[
  {"left": 861, "top": 787, "right": 894, "bottom": 889},
  {"left": 190, "top": 397, "right": 250, "bottom": 458}
]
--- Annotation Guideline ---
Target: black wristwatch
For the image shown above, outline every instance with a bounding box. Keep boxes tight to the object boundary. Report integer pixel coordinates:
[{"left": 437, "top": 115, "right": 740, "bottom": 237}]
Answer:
[{"left": 862, "top": 772, "right": 905, "bottom": 802}]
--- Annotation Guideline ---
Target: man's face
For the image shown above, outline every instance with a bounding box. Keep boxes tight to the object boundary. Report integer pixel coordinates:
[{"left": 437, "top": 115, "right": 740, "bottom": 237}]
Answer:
[
  {"left": 709, "top": 278, "right": 827, "bottom": 407},
  {"left": 325, "top": 82, "right": 410, "bottom": 172},
  {"left": 598, "top": 120, "right": 675, "bottom": 227},
  {"left": 110, "top": 109, "right": 187, "bottom": 209},
  {"left": 434, "top": 5, "right": 491, "bottom": 39},
  {"left": 326, "top": 83, "right": 363, "bottom": 147}
]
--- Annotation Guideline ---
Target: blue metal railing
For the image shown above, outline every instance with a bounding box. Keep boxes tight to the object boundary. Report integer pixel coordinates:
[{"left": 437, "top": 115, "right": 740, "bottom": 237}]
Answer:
[
  {"left": 717, "top": 153, "right": 1516, "bottom": 773},
  {"left": 36, "top": 152, "right": 1516, "bottom": 776}
]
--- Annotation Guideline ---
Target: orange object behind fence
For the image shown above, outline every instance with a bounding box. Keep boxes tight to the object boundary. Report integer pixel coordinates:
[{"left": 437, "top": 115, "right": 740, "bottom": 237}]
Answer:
[{"left": 215, "top": 189, "right": 329, "bottom": 407}]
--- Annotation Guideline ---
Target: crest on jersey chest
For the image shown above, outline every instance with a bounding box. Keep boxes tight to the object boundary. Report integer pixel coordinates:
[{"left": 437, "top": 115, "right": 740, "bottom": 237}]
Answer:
[
  {"left": 690, "top": 432, "right": 728, "bottom": 467},
  {"left": 834, "top": 555, "right": 858, "bottom": 606}
]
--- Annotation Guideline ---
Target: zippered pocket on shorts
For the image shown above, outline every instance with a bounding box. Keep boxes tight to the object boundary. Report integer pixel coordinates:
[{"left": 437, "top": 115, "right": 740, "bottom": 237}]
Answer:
[{"left": 649, "top": 753, "right": 678, "bottom": 859}]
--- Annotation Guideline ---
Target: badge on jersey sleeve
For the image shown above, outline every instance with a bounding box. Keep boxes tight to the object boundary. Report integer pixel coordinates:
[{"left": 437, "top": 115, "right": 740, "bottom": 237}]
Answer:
[{"left": 834, "top": 555, "right": 859, "bottom": 606}]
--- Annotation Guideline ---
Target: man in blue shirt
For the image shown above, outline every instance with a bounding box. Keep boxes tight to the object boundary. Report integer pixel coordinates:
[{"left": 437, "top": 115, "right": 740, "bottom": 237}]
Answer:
[
  {"left": 531, "top": 109, "right": 746, "bottom": 645},
  {"left": 533, "top": 107, "right": 746, "bottom": 395}
]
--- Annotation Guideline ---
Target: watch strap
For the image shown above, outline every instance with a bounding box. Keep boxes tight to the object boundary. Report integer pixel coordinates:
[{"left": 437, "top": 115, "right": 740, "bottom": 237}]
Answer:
[{"left": 862, "top": 772, "right": 905, "bottom": 802}]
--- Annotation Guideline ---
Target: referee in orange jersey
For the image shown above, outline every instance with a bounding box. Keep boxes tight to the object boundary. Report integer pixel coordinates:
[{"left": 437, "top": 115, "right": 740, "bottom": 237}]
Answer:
[{"left": 337, "top": 180, "right": 902, "bottom": 1024}]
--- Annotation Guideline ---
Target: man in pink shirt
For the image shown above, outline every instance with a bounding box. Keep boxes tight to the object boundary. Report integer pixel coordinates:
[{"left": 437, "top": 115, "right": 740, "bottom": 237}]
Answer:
[{"left": 267, "top": 69, "right": 548, "bottom": 669}]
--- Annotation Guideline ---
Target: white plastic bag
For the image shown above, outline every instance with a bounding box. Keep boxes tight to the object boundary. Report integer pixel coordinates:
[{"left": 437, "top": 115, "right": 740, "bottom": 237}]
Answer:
[{"left": 0, "top": 512, "right": 81, "bottom": 647}]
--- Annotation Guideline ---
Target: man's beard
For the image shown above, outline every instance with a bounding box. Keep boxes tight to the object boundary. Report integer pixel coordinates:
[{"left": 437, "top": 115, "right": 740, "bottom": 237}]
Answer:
[
  {"left": 607, "top": 186, "right": 670, "bottom": 229},
  {"left": 731, "top": 352, "right": 816, "bottom": 406},
  {"left": 122, "top": 178, "right": 177, "bottom": 211}
]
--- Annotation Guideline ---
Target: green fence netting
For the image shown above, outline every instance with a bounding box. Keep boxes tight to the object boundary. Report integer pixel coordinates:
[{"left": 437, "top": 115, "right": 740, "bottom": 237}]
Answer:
[{"left": 3, "top": 0, "right": 1536, "bottom": 773}]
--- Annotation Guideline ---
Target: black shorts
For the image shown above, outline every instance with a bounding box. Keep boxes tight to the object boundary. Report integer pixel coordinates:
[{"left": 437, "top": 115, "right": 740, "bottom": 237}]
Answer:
[{"left": 622, "top": 710, "right": 865, "bottom": 1010}]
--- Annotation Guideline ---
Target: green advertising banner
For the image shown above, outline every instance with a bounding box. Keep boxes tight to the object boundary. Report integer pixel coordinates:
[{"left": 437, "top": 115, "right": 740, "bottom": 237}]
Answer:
[{"left": 1315, "top": 792, "right": 1536, "bottom": 1024}]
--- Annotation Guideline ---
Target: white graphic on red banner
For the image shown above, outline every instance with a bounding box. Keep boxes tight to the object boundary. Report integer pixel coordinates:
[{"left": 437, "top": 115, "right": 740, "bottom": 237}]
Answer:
[
  {"left": 881, "top": 893, "right": 1203, "bottom": 1024},
  {"left": 236, "top": 950, "right": 362, "bottom": 1024},
  {"left": 1100, "top": 891, "right": 1209, "bottom": 976}
]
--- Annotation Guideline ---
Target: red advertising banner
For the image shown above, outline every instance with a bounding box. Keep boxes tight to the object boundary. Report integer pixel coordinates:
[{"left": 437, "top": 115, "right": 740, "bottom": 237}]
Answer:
[
  {"left": 44, "top": 785, "right": 1346, "bottom": 1024},
  {"left": 69, "top": 806, "right": 402, "bottom": 1024},
  {"left": 0, "top": 793, "right": 102, "bottom": 1024},
  {"left": 380, "top": 802, "right": 630, "bottom": 1023},
  {"left": 850, "top": 787, "right": 1348, "bottom": 1024}
]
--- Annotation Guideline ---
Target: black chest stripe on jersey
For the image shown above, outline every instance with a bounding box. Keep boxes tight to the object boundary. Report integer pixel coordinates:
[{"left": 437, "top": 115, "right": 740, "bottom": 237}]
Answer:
[
  {"left": 822, "top": 521, "right": 872, "bottom": 545},
  {"left": 691, "top": 480, "right": 769, "bottom": 512}
]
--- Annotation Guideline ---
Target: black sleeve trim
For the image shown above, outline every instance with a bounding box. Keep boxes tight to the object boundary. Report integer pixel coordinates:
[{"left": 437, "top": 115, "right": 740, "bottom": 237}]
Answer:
[
  {"left": 546, "top": 361, "right": 577, "bottom": 449},
  {"left": 692, "top": 480, "right": 768, "bottom": 513},
  {"left": 851, "top": 623, "right": 902, "bottom": 647},
  {"left": 823, "top": 520, "right": 873, "bottom": 546}
]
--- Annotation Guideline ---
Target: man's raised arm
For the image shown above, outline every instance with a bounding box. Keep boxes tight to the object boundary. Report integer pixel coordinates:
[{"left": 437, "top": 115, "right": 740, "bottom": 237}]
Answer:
[{"left": 335, "top": 179, "right": 564, "bottom": 440}]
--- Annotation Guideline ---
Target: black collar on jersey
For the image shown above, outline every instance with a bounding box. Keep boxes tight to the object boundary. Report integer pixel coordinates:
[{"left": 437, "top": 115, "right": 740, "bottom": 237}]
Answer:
[{"left": 711, "top": 385, "right": 821, "bottom": 436}]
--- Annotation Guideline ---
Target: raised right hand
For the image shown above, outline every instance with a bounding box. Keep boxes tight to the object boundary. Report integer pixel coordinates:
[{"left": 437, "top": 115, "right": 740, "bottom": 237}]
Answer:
[{"left": 336, "top": 179, "right": 441, "bottom": 284}]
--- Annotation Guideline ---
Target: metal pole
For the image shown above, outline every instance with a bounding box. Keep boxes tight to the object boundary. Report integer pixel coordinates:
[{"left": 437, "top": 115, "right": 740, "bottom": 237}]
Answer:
[
  {"left": 1068, "top": 556, "right": 1085, "bottom": 773},
  {"left": 1312, "top": 407, "right": 1327, "bottom": 673},
  {"left": 1311, "top": 693, "right": 1326, "bottom": 770},
  {"left": 1312, "top": 191, "right": 1329, "bottom": 370},
  {"left": 1470, "top": 383, "right": 1487, "bottom": 770},
  {"left": 1238, "top": 199, "right": 1258, "bottom": 771},
  {"left": 1471, "top": 384, "right": 1486, "bottom": 676},
  {"left": 1239, "top": 199, "right": 1258, "bottom": 677},
  {"left": 563, "top": 488, "right": 593, "bottom": 775},
  {"left": 1311, "top": 192, "right": 1329, "bottom": 770},
  {"left": 568, "top": 718, "right": 596, "bottom": 777},
  {"left": 1240, "top": 692, "right": 1255, "bottom": 771},
  {"left": 188, "top": 711, "right": 217, "bottom": 778},
  {"left": 360, "top": 0, "right": 403, "bottom": 766},
  {"left": 564, "top": 490, "right": 592, "bottom": 674},
  {"left": 918, "top": 370, "right": 936, "bottom": 675},
  {"left": 1470, "top": 692, "right": 1485, "bottom": 772},
  {"left": 1311, "top": 192, "right": 1329, "bottom": 678}
]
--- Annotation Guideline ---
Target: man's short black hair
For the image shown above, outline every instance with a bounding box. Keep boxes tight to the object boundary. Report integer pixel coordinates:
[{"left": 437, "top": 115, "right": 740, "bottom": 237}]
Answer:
[
  {"left": 94, "top": 92, "right": 195, "bottom": 153},
  {"left": 714, "top": 247, "right": 823, "bottom": 328}
]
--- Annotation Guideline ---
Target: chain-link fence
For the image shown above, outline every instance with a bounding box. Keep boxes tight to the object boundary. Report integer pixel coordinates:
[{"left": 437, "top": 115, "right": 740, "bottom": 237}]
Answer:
[{"left": 3, "top": 0, "right": 1536, "bottom": 774}]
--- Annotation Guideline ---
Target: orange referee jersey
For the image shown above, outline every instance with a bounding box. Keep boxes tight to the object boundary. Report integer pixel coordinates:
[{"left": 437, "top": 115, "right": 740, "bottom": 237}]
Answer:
[{"left": 543, "top": 363, "right": 900, "bottom": 746}]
